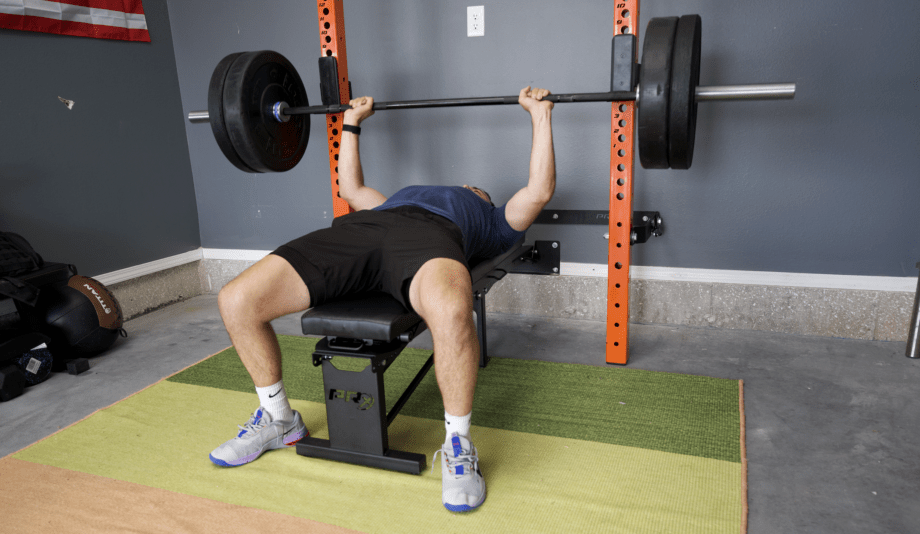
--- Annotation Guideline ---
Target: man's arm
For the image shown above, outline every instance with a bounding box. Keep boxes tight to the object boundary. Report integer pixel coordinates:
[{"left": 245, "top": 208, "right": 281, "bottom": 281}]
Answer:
[
  {"left": 505, "top": 87, "right": 556, "bottom": 232},
  {"left": 338, "top": 96, "right": 388, "bottom": 211}
]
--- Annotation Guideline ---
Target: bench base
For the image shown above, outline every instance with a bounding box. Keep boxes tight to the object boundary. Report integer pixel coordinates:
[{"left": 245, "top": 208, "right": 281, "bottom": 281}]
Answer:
[
  {"left": 297, "top": 336, "right": 433, "bottom": 475},
  {"left": 296, "top": 437, "right": 427, "bottom": 475}
]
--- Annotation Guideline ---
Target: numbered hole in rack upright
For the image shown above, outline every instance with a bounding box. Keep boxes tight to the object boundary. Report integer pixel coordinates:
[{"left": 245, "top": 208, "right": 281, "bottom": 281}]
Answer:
[
  {"left": 619, "top": 104, "right": 628, "bottom": 112},
  {"left": 622, "top": 9, "right": 630, "bottom": 18},
  {"left": 617, "top": 193, "right": 624, "bottom": 200},
  {"left": 326, "top": 36, "right": 332, "bottom": 43},
  {"left": 331, "top": 116, "right": 337, "bottom": 123},
  {"left": 333, "top": 142, "right": 339, "bottom": 148},
  {"left": 324, "top": 22, "right": 330, "bottom": 29},
  {"left": 326, "top": 50, "right": 333, "bottom": 57},
  {"left": 323, "top": 8, "right": 329, "bottom": 15},
  {"left": 333, "top": 129, "right": 338, "bottom": 136},
  {"left": 621, "top": 26, "right": 630, "bottom": 34},
  {"left": 618, "top": 149, "right": 626, "bottom": 157}
]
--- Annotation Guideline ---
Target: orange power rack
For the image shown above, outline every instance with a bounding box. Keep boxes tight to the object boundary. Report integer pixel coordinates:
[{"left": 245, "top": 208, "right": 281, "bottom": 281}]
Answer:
[
  {"left": 318, "top": 1, "right": 641, "bottom": 364},
  {"left": 606, "top": 1, "right": 639, "bottom": 365},
  {"left": 317, "top": 0, "right": 353, "bottom": 218}
]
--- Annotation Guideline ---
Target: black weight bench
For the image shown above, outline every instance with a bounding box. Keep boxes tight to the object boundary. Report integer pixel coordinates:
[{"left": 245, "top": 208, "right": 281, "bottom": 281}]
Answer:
[{"left": 295, "top": 237, "right": 529, "bottom": 474}]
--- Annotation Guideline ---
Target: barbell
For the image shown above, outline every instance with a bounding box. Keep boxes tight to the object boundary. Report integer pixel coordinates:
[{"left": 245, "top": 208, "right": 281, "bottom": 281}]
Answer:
[{"left": 188, "top": 14, "right": 795, "bottom": 173}]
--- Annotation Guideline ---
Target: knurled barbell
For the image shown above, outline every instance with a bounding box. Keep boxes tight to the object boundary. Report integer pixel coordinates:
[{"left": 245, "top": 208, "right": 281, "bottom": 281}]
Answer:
[{"left": 188, "top": 14, "right": 795, "bottom": 173}]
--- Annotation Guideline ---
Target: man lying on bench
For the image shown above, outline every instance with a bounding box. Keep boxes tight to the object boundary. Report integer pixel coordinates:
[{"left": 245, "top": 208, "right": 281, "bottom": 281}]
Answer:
[{"left": 212, "top": 86, "right": 556, "bottom": 513}]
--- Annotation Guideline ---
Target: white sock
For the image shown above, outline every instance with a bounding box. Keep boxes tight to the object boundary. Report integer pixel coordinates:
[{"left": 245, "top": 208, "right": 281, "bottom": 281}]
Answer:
[
  {"left": 256, "top": 380, "right": 294, "bottom": 422},
  {"left": 445, "top": 411, "right": 472, "bottom": 443}
]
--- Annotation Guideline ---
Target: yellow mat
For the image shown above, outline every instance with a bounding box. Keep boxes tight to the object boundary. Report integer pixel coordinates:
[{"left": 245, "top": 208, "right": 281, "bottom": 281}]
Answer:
[{"left": 11, "top": 379, "right": 744, "bottom": 533}]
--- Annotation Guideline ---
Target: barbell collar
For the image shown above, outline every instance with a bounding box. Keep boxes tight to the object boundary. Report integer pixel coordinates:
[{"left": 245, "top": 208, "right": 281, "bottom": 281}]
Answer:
[
  {"left": 272, "top": 101, "right": 291, "bottom": 123},
  {"left": 186, "top": 83, "right": 797, "bottom": 123}
]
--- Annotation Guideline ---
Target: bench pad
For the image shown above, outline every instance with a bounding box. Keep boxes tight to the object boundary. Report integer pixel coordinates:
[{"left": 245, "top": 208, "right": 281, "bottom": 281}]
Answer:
[{"left": 301, "top": 291, "right": 420, "bottom": 341}]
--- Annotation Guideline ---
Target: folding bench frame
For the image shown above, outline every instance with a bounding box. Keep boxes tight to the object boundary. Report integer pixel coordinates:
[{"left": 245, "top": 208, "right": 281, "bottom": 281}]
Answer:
[{"left": 296, "top": 239, "right": 558, "bottom": 474}]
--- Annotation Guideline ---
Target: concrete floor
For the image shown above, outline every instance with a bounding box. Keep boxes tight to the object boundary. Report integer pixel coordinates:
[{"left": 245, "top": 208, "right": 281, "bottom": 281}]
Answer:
[{"left": 1, "top": 293, "right": 918, "bottom": 533}]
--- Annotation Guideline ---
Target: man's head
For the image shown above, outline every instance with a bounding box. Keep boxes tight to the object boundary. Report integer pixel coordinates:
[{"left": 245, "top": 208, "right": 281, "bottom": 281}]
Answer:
[{"left": 463, "top": 185, "right": 494, "bottom": 207}]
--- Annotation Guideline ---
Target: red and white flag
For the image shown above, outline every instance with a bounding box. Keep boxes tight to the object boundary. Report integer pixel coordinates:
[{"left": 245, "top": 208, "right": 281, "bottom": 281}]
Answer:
[{"left": 0, "top": 0, "right": 150, "bottom": 42}]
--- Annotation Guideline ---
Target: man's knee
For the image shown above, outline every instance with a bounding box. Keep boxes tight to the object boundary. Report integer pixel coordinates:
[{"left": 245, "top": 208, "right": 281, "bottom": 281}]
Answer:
[
  {"left": 218, "top": 255, "right": 312, "bottom": 326},
  {"left": 410, "top": 259, "right": 472, "bottom": 316},
  {"left": 217, "top": 266, "right": 271, "bottom": 323},
  {"left": 417, "top": 286, "right": 473, "bottom": 330},
  {"left": 217, "top": 277, "right": 250, "bottom": 323}
]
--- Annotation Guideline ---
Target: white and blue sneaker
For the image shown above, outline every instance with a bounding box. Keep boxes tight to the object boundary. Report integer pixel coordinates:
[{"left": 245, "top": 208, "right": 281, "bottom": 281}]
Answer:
[
  {"left": 209, "top": 407, "right": 307, "bottom": 467},
  {"left": 433, "top": 433, "right": 486, "bottom": 512}
]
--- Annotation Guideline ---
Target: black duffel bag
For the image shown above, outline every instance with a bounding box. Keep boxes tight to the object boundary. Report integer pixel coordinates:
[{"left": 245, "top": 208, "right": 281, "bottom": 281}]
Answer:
[{"left": 0, "top": 232, "right": 45, "bottom": 306}]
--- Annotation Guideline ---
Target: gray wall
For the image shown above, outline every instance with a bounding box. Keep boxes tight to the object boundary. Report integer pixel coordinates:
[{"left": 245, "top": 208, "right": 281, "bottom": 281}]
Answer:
[
  {"left": 0, "top": 0, "right": 200, "bottom": 278},
  {"left": 172, "top": 0, "right": 920, "bottom": 277},
  {"left": 168, "top": 0, "right": 329, "bottom": 251}
]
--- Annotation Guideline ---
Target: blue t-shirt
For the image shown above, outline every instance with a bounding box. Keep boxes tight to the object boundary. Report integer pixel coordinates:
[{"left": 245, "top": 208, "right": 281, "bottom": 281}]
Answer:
[{"left": 373, "top": 185, "right": 525, "bottom": 262}]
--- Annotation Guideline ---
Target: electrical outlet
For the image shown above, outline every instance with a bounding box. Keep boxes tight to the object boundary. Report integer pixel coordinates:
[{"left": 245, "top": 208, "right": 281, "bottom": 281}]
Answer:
[{"left": 467, "top": 6, "right": 484, "bottom": 37}]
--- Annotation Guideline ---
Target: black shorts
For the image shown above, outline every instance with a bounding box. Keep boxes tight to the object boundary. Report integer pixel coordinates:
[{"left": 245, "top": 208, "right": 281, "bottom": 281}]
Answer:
[{"left": 271, "top": 206, "right": 468, "bottom": 311}]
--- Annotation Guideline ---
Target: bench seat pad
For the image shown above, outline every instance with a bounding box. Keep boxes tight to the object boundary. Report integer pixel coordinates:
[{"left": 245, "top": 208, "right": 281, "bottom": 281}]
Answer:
[{"left": 301, "top": 291, "right": 420, "bottom": 341}]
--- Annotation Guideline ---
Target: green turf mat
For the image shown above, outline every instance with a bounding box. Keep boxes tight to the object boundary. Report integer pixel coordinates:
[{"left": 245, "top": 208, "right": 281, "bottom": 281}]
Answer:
[{"left": 169, "top": 336, "right": 741, "bottom": 462}]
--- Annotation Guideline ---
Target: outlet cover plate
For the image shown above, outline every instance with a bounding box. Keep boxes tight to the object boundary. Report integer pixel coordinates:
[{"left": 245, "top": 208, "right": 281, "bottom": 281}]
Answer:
[{"left": 467, "top": 6, "right": 484, "bottom": 37}]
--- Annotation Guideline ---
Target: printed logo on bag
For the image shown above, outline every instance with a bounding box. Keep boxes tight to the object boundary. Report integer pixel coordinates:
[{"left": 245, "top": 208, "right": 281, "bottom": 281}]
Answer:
[
  {"left": 328, "top": 389, "right": 375, "bottom": 410},
  {"left": 81, "top": 284, "right": 112, "bottom": 314},
  {"left": 67, "top": 275, "right": 122, "bottom": 330}
]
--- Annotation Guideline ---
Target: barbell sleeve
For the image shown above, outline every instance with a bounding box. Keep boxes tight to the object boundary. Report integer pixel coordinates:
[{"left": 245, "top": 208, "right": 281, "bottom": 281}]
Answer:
[
  {"left": 188, "top": 110, "right": 210, "bottom": 123},
  {"left": 186, "top": 83, "right": 797, "bottom": 123},
  {"left": 694, "top": 83, "right": 796, "bottom": 101}
]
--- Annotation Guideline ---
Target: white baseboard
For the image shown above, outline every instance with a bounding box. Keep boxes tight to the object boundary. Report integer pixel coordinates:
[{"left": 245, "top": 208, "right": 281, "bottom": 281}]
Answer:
[
  {"left": 201, "top": 248, "right": 272, "bottom": 262},
  {"left": 561, "top": 262, "right": 916, "bottom": 292},
  {"left": 93, "top": 248, "right": 916, "bottom": 294},
  {"left": 93, "top": 249, "right": 202, "bottom": 286}
]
